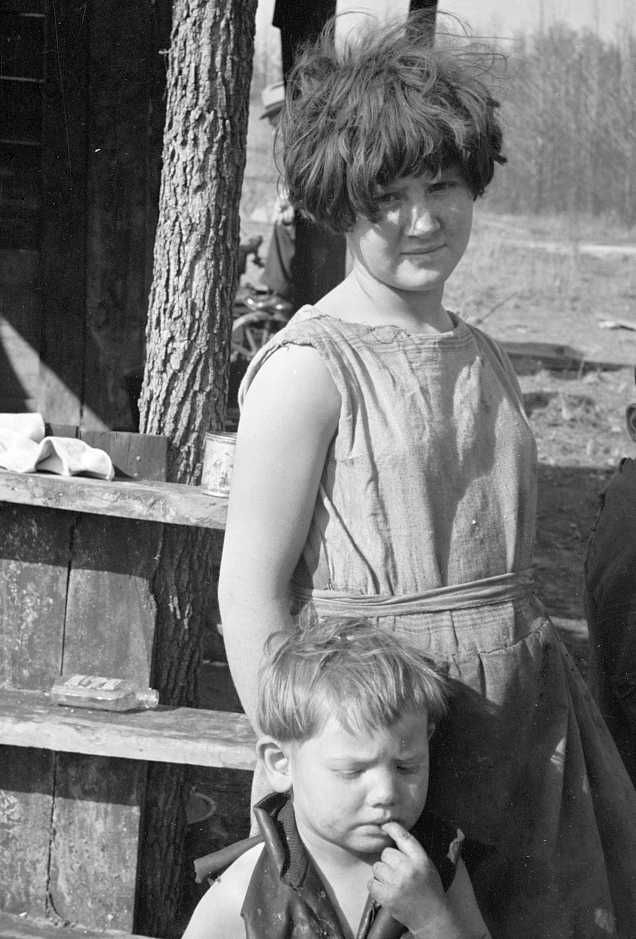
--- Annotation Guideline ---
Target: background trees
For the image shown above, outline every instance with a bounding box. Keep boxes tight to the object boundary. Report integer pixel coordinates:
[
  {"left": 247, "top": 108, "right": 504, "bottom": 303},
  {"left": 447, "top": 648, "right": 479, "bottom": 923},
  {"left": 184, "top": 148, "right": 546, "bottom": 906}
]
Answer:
[{"left": 490, "top": 23, "right": 636, "bottom": 225}]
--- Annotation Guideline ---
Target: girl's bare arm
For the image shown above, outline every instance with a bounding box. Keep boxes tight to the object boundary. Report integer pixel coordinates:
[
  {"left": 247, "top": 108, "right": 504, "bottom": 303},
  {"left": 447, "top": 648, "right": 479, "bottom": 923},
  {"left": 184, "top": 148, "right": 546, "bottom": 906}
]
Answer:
[{"left": 218, "top": 344, "right": 339, "bottom": 727}]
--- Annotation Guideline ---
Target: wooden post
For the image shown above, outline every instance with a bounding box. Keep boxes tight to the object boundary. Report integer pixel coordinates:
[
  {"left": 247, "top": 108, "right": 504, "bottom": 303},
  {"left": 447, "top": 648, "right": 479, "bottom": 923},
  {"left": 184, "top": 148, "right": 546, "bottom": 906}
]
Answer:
[{"left": 137, "top": 2, "right": 257, "bottom": 934}]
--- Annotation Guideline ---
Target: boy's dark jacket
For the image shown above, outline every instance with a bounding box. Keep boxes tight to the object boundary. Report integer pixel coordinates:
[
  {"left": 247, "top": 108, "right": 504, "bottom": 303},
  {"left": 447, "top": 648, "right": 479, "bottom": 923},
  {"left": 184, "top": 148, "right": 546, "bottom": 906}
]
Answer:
[{"left": 236, "top": 792, "right": 463, "bottom": 939}]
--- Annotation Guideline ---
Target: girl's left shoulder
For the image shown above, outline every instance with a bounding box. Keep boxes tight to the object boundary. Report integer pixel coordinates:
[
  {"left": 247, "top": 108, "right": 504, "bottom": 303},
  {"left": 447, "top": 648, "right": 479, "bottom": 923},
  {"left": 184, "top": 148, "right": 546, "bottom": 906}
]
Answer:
[{"left": 463, "top": 319, "right": 522, "bottom": 394}]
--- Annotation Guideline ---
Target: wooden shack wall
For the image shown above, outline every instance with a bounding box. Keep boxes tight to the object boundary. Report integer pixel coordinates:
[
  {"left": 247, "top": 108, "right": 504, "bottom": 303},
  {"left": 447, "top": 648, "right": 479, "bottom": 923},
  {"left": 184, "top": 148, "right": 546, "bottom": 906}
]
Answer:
[{"left": 0, "top": 0, "right": 172, "bottom": 430}]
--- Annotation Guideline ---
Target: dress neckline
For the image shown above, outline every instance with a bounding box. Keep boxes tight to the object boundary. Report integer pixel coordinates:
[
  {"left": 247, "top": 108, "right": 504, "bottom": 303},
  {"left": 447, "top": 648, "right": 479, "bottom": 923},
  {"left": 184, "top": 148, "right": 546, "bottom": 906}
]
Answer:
[{"left": 297, "top": 305, "right": 468, "bottom": 343}]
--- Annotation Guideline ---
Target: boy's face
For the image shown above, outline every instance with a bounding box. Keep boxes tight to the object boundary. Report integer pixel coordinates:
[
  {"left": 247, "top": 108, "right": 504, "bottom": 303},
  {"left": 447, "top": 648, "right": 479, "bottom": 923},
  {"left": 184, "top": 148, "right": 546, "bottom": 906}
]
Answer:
[
  {"left": 347, "top": 165, "right": 473, "bottom": 302},
  {"left": 288, "top": 709, "right": 431, "bottom": 859}
]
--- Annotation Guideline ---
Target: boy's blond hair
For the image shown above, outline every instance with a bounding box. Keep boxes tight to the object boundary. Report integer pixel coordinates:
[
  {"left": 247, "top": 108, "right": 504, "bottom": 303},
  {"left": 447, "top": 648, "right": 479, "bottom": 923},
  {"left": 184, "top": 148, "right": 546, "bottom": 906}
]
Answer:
[{"left": 257, "top": 618, "right": 448, "bottom": 742}]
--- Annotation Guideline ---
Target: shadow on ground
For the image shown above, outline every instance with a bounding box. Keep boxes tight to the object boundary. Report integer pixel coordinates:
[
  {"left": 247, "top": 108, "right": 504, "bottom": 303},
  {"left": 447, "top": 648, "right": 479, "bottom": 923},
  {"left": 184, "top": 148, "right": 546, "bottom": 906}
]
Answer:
[{"left": 535, "top": 462, "right": 616, "bottom": 678}]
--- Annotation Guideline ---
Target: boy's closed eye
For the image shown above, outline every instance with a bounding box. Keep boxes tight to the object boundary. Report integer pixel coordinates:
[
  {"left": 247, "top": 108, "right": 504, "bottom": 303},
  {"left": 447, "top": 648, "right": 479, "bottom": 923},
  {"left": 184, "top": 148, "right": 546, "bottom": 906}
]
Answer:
[
  {"left": 331, "top": 760, "right": 426, "bottom": 778},
  {"left": 396, "top": 762, "right": 426, "bottom": 774}
]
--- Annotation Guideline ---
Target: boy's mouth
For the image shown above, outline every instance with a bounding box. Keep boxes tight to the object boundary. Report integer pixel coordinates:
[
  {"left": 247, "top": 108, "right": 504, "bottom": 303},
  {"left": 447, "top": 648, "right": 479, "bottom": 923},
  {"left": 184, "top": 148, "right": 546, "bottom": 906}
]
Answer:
[{"left": 364, "top": 816, "right": 398, "bottom": 827}]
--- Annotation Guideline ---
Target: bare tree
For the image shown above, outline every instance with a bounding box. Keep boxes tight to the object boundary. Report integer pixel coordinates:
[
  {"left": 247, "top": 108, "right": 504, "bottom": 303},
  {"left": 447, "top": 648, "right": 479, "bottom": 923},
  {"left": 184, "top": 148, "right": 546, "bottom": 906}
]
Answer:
[
  {"left": 135, "top": 2, "right": 256, "bottom": 934},
  {"left": 140, "top": 0, "right": 256, "bottom": 481}
]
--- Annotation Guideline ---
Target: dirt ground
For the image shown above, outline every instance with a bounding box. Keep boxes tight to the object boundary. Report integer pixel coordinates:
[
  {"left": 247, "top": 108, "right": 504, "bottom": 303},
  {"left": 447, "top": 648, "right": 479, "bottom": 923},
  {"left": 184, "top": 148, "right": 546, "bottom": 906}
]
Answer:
[{"left": 517, "top": 362, "right": 634, "bottom": 678}]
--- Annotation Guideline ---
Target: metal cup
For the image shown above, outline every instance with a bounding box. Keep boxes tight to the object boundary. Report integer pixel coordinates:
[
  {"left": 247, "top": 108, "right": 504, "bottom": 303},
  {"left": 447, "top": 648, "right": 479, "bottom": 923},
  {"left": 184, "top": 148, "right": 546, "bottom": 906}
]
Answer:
[{"left": 201, "top": 431, "right": 236, "bottom": 497}]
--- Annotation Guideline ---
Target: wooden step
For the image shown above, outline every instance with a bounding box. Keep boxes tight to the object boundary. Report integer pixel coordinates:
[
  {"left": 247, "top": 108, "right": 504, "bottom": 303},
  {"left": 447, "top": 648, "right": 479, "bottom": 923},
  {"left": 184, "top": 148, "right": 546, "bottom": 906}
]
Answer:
[
  {"left": 0, "top": 689, "right": 255, "bottom": 769},
  {"left": 0, "top": 470, "right": 227, "bottom": 529},
  {"left": 0, "top": 911, "right": 150, "bottom": 939}
]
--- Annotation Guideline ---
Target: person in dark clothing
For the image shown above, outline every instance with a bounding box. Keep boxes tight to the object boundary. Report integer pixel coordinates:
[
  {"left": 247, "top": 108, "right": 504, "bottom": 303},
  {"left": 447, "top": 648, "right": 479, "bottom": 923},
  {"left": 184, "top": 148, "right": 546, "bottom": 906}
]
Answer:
[
  {"left": 271, "top": 0, "right": 346, "bottom": 307},
  {"left": 182, "top": 620, "right": 490, "bottom": 939},
  {"left": 584, "top": 456, "right": 636, "bottom": 784},
  {"left": 244, "top": 82, "right": 295, "bottom": 314}
]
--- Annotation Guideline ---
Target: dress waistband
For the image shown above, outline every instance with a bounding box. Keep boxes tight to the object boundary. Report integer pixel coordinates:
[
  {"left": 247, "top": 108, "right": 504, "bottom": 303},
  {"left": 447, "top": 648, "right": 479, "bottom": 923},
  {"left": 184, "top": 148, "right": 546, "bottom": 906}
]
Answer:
[{"left": 291, "top": 570, "right": 535, "bottom": 618}]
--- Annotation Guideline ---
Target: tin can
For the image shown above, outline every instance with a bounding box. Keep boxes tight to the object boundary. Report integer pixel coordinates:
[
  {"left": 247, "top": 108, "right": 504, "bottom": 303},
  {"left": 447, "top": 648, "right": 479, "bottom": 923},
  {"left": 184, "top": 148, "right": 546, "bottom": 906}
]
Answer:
[{"left": 201, "top": 431, "right": 236, "bottom": 496}]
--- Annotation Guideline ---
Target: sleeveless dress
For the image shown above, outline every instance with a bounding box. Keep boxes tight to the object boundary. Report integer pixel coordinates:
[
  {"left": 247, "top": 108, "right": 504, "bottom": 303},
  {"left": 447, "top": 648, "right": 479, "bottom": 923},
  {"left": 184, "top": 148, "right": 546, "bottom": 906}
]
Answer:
[{"left": 239, "top": 307, "right": 636, "bottom": 939}]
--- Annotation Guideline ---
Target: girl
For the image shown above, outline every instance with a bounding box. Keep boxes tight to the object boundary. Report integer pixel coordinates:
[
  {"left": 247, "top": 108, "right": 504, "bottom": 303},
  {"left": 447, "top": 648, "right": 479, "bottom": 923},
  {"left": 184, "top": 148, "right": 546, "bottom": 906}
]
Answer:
[{"left": 219, "top": 16, "right": 636, "bottom": 937}]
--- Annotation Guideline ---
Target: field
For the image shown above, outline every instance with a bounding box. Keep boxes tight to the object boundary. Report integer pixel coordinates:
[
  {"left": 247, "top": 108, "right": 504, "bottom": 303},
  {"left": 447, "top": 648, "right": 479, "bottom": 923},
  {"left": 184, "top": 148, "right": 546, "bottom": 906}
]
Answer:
[{"left": 240, "top": 106, "right": 636, "bottom": 677}]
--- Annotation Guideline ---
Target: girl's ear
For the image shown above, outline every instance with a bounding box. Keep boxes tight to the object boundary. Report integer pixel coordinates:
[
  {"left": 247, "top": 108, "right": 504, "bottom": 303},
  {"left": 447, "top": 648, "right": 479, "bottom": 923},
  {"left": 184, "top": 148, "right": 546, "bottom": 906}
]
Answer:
[{"left": 257, "top": 736, "right": 293, "bottom": 792}]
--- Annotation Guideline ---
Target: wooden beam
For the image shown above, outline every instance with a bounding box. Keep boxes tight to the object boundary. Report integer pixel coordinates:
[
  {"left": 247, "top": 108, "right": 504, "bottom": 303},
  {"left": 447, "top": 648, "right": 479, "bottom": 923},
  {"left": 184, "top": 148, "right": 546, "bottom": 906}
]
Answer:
[
  {"left": 0, "top": 911, "right": 150, "bottom": 939},
  {"left": 0, "top": 689, "right": 256, "bottom": 769},
  {"left": 0, "top": 471, "right": 228, "bottom": 529}
]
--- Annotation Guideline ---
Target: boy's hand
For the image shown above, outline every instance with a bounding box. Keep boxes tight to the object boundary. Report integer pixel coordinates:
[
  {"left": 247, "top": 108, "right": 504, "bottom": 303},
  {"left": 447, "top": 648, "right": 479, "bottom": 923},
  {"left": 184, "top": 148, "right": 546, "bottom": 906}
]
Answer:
[{"left": 369, "top": 821, "right": 463, "bottom": 938}]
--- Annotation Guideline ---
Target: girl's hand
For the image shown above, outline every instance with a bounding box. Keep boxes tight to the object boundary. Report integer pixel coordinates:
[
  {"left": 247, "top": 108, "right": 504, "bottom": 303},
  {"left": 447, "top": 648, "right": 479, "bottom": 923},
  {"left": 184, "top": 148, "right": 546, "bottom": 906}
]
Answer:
[{"left": 369, "top": 822, "right": 465, "bottom": 938}]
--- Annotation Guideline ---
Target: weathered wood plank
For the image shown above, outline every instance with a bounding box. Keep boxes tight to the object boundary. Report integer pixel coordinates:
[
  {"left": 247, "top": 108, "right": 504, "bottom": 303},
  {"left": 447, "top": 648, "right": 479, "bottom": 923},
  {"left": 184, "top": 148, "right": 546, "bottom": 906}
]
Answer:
[
  {"left": 0, "top": 910, "right": 149, "bottom": 938},
  {"left": 51, "top": 504, "right": 162, "bottom": 931},
  {"left": 83, "top": 0, "right": 166, "bottom": 431},
  {"left": 0, "top": 746, "right": 53, "bottom": 919},
  {"left": 0, "top": 505, "right": 71, "bottom": 919},
  {"left": 39, "top": 0, "right": 88, "bottom": 425},
  {"left": 500, "top": 340, "right": 628, "bottom": 372},
  {"left": 62, "top": 516, "right": 161, "bottom": 683},
  {"left": 0, "top": 690, "right": 256, "bottom": 768},
  {"left": 0, "top": 248, "right": 41, "bottom": 411},
  {"left": 78, "top": 431, "right": 168, "bottom": 482},
  {"left": 0, "top": 471, "right": 228, "bottom": 530},
  {"left": 48, "top": 753, "right": 144, "bottom": 932},
  {"left": 0, "top": 503, "right": 70, "bottom": 689}
]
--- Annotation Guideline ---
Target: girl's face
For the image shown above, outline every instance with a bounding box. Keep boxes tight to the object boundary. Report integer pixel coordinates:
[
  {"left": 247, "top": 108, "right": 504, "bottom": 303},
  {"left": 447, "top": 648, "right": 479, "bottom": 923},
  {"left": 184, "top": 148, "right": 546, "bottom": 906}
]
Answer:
[
  {"left": 288, "top": 710, "right": 431, "bottom": 859},
  {"left": 347, "top": 166, "right": 474, "bottom": 305}
]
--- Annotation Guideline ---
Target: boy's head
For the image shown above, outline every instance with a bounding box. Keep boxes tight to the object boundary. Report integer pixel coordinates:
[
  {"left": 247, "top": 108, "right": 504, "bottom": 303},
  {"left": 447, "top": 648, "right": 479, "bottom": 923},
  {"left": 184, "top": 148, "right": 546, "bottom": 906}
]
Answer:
[
  {"left": 257, "top": 618, "right": 448, "bottom": 743},
  {"left": 279, "top": 13, "right": 506, "bottom": 234},
  {"left": 256, "top": 620, "right": 448, "bottom": 855}
]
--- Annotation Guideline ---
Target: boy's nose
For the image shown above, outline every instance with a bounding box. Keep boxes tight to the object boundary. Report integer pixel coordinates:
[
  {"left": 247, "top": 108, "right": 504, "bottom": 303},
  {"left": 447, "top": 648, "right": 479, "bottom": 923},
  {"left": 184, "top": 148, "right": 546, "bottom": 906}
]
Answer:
[
  {"left": 407, "top": 202, "right": 440, "bottom": 236},
  {"left": 368, "top": 768, "right": 399, "bottom": 806}
]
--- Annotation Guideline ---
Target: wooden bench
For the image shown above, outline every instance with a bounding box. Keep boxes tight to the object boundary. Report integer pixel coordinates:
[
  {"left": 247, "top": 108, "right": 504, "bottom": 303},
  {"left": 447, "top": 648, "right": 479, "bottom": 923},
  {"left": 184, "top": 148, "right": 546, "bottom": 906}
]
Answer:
[
  {"left": 0, "top": 910, "right": 149, "bottom": 939},
  {"left": 0, "top": 431, "right": 253, "bottom": 939},
  {"left": 0, "top": 689, "right": 255, "bottom": 769}
]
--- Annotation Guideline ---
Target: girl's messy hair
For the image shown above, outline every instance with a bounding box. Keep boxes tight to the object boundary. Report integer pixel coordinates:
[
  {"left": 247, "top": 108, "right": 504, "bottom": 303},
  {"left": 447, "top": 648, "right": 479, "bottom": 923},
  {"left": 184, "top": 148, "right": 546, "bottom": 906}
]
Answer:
[
  {"left": 279, "top": 13, "right": 506, "bottom": 233},
  {"left": 257, "top": 618, "right": 448, "bottom": 742}
]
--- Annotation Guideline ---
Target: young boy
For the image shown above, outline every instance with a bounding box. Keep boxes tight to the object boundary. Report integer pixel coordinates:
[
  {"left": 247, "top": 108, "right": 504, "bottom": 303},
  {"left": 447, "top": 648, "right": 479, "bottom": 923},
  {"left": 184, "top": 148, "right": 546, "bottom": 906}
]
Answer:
[{"left": 183, "top": 620, "right": 491, "bottom": 938}]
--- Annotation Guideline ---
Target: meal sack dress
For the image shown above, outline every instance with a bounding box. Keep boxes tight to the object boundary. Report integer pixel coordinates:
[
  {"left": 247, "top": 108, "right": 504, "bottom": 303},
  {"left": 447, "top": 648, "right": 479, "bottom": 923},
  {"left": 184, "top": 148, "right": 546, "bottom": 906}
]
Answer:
[{"left": 239, "top": 307, "right": 636, "bottom": 939}]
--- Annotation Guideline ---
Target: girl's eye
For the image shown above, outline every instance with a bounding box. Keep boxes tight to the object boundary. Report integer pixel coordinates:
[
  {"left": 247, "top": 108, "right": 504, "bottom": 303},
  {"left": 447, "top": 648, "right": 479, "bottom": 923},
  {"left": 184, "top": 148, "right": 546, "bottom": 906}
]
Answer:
[
  {"left": 377, "top": 191, "right": 401, "bottom": 206},
  {"left": 429, "top": 180, "right": 455, "bottom": 193}
]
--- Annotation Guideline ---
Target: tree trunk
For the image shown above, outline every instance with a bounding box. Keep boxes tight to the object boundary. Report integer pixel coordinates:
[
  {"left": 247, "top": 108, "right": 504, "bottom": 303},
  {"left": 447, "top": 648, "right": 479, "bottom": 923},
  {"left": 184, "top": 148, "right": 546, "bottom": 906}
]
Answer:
[
  {"left": 135, "top": 2, "right": 256, "bottom": 935},
  {"left": 140, "top": 0, "right": 256, "bottom": 482}
]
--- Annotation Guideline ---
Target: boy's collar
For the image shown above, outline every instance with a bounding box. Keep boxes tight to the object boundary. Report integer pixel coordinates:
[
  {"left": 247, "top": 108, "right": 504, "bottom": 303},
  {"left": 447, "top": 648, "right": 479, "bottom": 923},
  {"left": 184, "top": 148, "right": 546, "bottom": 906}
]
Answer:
[{"left": 253, "top": 791, "right": 307, "bottom": 886}]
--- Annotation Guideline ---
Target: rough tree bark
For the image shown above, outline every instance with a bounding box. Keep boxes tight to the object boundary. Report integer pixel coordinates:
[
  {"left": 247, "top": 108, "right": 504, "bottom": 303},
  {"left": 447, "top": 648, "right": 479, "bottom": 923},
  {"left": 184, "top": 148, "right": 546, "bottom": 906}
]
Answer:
[
  {"left": 135, "top": 1, "right": 256, "bottom": 934},
  {"left": 140, "top": 0, "right": 256, "bottom": 478}
]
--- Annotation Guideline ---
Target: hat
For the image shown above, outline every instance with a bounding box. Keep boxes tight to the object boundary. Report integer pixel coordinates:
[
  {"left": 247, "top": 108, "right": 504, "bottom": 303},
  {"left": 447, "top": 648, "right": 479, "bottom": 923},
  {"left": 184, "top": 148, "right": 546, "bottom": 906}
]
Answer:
[{"left": 260, "top": 81, "right": 285, "bottom": 120}]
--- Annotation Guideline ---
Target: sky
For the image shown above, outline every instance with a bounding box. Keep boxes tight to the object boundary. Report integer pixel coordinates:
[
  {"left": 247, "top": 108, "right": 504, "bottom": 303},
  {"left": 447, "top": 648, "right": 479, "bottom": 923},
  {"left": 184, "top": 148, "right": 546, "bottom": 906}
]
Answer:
[
  {"left": 425, "top": 0, "right": 630, "bottom": 42},
  {"left": 256, "top": 0, "right": 633, "bottom": 44}
]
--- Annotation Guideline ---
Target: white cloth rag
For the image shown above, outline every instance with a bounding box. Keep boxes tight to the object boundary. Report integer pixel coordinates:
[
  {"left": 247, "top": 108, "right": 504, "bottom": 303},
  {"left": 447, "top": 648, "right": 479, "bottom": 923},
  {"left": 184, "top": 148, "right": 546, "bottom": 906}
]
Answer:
[{"left": 0, "top": 414, "right": 115, "bottom": 480}]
